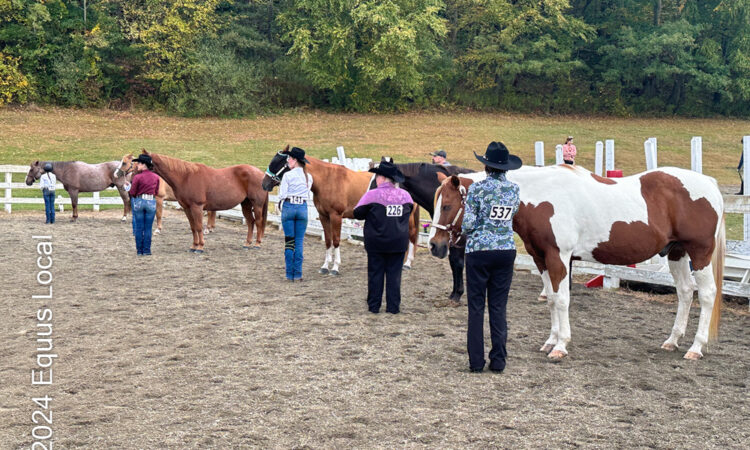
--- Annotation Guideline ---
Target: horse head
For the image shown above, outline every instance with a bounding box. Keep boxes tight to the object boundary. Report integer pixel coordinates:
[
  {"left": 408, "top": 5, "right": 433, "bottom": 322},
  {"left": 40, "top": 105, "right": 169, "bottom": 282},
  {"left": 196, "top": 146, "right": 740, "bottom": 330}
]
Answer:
[
  {"left": 114, "top": 153, "right": 135, "bottom": 179},
  {"left": 429, "top": 175, "right": 470, "bottom": 259},
  {"left": 25, "top": 160, "right": 44, "bottom": 185},
  {"left": 262, "top": 145, "right": 292, "bottom": 191}
]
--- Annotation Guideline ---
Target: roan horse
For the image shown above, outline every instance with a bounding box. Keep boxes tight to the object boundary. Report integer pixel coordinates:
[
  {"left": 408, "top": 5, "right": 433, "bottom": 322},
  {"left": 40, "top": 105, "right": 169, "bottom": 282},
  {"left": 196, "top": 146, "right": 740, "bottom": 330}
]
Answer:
[
  {"left": 142, "top": 151, "right": 268, "bottom": 252},
  {"left": 430, "top": 165, "right": 725, "bottom": 360},
  {"left": 115, "top": 153, "right": 216, "bottom": 234},
  {"left": 25, "top": 160, "right": 131, "bottom": 221},
  {"left": 262, "top": 146, "right": 374, "bottom": 274}
]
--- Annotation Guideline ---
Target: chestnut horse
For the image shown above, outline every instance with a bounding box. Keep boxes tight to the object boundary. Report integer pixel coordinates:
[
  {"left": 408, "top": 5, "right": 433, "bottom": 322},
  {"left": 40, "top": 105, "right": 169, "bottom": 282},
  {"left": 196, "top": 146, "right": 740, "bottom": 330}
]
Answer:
[
  {"left": 262, "top": 146, "right": 376, "bottom": 275},
  {"left": 25, "top": 160, "right": 131, "bottom": 221},
  {"left": 430, "top": 165, "right": 725, "bottom": 361},
  {"left": 115, "top": 153, "right": 216, "bottom": 234},
  {"left": 143, "top": 151, "right": 268, "bottom": 252}
]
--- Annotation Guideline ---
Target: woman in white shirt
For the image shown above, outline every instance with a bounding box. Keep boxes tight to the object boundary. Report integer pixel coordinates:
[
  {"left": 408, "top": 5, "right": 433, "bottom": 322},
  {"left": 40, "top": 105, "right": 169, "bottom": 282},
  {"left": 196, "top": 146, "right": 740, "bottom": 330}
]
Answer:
[
  {"left": 279, "top": 147, "right": 313, "bottom": 281},
  {"left": 40, "top": 162, "right": 56, "bottom": 224}
]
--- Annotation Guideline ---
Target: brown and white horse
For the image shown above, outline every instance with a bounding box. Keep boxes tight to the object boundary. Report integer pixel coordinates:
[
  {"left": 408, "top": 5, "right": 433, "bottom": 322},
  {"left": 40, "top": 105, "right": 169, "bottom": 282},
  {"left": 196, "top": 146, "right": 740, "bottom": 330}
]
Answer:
[
  {"left": 115, "top": 153, "right": 216, "bottom": 234},
  {"left": 430, "top": 165, "right": 725, "bottom": 361},
  {"left": 143, "top": 151, "right": 268, "bottom": 252},
  {"left": 262, "top": 146, "right": 375, "bottom": 274},
  {"left": 26, "top": 160, "right": 131, "bottom": 221}
]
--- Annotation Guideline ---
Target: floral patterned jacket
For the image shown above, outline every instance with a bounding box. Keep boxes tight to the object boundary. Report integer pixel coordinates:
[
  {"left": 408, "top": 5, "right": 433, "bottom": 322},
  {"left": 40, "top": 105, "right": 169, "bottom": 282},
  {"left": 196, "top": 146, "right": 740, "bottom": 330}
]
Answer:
[{"left": 462, "top": 172, "right": 520, "bottom": 253}]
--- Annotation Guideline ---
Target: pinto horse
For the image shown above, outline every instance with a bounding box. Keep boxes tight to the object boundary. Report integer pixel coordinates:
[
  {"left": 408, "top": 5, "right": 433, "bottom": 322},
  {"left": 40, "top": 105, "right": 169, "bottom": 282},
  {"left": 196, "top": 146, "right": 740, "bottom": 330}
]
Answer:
[
  {"left": 25, "top": 160, "right": 131, "bottom": 221},
  {"left": 115, "top": 153, "right": 216, "bottom": 234},
  {"left": 262, "top": 146, "right": 374, "bottom": 274},
  {"left": 430, "top": 165, "right": 725, "bottom": 360},
  {"left": 143, "top": 151, "right": 268, "bottom": 252}
]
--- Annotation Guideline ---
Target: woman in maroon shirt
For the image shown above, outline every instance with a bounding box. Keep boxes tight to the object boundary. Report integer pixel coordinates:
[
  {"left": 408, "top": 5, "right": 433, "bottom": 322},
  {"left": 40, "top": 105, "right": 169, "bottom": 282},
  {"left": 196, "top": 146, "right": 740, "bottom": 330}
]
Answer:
[{"left": 129, "top": 154, "right": 160, "bottom": 255}]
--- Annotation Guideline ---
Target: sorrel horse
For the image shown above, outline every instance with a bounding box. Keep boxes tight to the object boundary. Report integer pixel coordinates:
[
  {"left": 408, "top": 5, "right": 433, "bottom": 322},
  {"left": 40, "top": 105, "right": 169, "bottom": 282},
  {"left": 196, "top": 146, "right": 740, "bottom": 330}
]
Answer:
[
  {"left": 25, "top": 160, "right": 131, "bottom": 221},
  {"left": 262, "top": 146, "right": 375, "bottom": 275},
  {"left": 143, "top": 151, "right": 268, "bottom": 252},
  {"left": 430, "top": 165, "right": 725, "bottom": 361},
  {"left": 115, "top": 153, "right": 216, "bottom": 234}
]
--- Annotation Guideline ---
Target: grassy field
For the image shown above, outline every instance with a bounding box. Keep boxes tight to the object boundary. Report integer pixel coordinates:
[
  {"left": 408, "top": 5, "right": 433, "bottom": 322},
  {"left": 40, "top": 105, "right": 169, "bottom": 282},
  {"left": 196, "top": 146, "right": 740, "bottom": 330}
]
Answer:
[{"left": 1, "top": 106, "right": 749, "bottom": 235}]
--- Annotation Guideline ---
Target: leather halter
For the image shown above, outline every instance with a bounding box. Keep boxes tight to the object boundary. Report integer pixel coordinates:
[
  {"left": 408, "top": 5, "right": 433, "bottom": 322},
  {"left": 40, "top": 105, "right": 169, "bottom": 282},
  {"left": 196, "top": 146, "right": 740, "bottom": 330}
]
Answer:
[
  {"left": 431, "top": 184, "right": 467, "bottom": 247},
  {"left": 116, "top": 159, "right": 135, "bottom": 178}
]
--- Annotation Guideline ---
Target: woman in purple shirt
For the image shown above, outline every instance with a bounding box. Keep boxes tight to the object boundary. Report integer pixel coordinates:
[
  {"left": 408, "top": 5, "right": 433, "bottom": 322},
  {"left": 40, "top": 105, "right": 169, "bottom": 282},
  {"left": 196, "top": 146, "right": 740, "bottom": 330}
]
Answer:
[
  {"left": 129, "top": 154, "right": 160, "bottom": 255},
  {"left": 353, "top": 162, "right": 413, "bottom": 314}
]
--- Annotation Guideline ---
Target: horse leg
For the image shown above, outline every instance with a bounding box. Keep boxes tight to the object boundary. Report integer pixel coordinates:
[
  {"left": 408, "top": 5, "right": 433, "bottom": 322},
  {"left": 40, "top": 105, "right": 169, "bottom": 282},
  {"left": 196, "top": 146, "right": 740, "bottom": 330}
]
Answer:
[
  {"left": 69, "top": 189, "right": 79, "bottom": 221},
  {"left": 154, "top": 196, "right": 163, "bottom": 234},
  {"left": 204, "top": 211, "right": 216, "bottom": 234},
  {"left": 541, "top": 251, "right": 572, "bottom": 360},
  {"left": 330, "top": 214, "right": 342, "bottom": 276},
  {"left": 190, "top": 206, "right": 205, "bottom": 251},
  {"left": 539, "top": 270, "right": 559, "bottom": 354},
  {"left": 253, "top": 197, "right": 267, "bottom": 247},
  {"left": 240, "top": 199, "right": 255, "bottom": 248},
  {"left": 118, "top": 187, "right": 130, "bottom": 222},
  {"left": 448, "top": 246, "right": 465, "bottom": 302},
  {"left": 404, "top": 207, "right": 419, "bottom": 269},
  {"left": 684, "top": 263, "right": 717, "bottom": 360},
  {"left": 318, "top": 214, "right": 333, "bottom": 274},
  {"left": 661, "top": 254, "right": 693, "bottom": 352}
]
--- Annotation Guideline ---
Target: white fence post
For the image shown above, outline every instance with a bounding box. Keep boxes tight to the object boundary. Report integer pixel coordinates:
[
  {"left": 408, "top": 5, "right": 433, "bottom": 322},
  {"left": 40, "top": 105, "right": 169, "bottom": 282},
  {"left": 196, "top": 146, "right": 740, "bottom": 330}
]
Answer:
[
  {"left": 595, "top": 141, "right": 604, "bottom": 176},
  {"left": 4, "top": 172, "right": 11, "bottom": 213},
  {"left": 93, "top": 191, "right": 100, "bottom": 212},
  {"left": 605, "top": 139, "right": 615, "bottom": 172},
  {"left": 555, "top": 145, "right": 563, "bottom": 165},
  {"left": 534, "top": 141, "right": 544, "bottom": 166},
  {"left": 691, "top": 137, "right": 702, "bottom": 173},
  {"left": 336, "top": 146, "right": 346, "bottom": 164},
  {"left": 645, "top": 139, "right": 658, "bottom": 170},
  {"left": 744, "top": 136, "right": 750, "bottom": 241}
]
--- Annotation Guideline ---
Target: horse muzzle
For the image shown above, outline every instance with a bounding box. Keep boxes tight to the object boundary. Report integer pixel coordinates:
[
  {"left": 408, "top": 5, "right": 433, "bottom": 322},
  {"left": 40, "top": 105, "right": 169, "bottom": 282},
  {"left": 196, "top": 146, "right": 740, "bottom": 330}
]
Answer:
[
  {"left": 430, "top": 241, "right": 448, "bottom": 259},
  {"left": 261, "top": 175, "right": 279, "bottom": 192}
]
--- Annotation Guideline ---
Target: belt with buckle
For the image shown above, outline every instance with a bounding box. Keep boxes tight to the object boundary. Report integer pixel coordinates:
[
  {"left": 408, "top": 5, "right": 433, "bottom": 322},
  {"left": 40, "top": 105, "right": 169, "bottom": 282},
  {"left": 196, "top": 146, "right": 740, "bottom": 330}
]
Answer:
[
  {"left": 137, "top": 194, "right": 155, "bottom": 200},
  {"left": 286, "top": 196, "right": 306, "bottom": 205}
]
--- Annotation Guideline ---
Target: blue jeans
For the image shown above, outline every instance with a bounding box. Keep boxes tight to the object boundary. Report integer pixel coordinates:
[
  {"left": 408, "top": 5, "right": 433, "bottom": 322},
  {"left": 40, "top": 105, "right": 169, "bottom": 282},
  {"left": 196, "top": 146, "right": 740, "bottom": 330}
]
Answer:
[
  {"left": 132, "top": 197, "right": 156, "bottom": 255},
  {"left": 130, "top": 198, "right": 136, "bottom": 235},
  {"left": 43, "top": 190, "right": 55, "bottom": 223},
  {"left": 281, "top": 202, "right": 308, "bottom": 280}
]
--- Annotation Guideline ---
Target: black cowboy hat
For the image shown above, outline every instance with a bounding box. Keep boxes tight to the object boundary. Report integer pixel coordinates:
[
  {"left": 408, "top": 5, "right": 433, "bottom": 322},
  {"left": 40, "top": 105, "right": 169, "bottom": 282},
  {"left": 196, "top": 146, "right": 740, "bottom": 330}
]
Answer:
[
  {"left": 474, "top": 141, "right": 522, "bottom": 170},
  {"left": 369, "top": 161, "right": 405, "bottom": 184},
  {"left": 288, "top": 147, "right": 310, "bottom": 164},
  {"left": 133, "top": 154, "right": 153, "bottom": 167}
]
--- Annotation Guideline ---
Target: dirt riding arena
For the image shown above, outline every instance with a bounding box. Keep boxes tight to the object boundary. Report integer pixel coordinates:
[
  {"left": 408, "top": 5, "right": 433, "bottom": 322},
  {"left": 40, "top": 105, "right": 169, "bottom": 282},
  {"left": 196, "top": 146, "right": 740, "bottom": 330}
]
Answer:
[{"left": 1, "top": 211, "right": 748, "bottom": 448}]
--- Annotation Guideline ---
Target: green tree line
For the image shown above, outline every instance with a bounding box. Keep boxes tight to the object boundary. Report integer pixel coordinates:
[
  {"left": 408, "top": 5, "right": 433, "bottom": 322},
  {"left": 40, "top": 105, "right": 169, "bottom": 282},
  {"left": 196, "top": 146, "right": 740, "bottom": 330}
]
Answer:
[{"left": 1, "top": 0, "right": 748, "bottom": 116}]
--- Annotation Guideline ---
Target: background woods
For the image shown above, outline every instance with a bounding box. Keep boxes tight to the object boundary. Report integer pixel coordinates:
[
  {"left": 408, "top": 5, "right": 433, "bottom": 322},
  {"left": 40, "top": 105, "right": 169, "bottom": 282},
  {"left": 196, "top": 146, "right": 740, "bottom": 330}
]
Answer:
[{"left": 1, "top": 0, "right": 749, "bottom": 116}]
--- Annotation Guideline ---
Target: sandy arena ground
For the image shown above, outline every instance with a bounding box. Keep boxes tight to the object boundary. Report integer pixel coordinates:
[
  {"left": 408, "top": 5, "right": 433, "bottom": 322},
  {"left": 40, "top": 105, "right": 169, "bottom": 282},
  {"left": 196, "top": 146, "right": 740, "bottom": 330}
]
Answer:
[{"left": 1, "top": 210, "right": 748, "bottom": 448}]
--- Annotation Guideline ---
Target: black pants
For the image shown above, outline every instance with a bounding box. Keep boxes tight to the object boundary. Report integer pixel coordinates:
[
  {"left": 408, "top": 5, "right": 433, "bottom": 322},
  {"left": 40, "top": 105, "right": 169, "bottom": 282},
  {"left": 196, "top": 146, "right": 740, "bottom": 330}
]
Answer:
[
  {"left": 466, "top": 249, "right": 516, "bottom": 371},
  {"left": 367, "top": 251, "right": 405, "bottom": 313}
]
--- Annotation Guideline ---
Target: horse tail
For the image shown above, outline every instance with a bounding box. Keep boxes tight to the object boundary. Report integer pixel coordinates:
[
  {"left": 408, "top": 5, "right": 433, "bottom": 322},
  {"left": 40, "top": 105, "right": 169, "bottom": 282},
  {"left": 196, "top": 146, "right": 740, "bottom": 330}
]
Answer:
[{"left": 708, "top": 213, "right": 725, "bottom": 344}]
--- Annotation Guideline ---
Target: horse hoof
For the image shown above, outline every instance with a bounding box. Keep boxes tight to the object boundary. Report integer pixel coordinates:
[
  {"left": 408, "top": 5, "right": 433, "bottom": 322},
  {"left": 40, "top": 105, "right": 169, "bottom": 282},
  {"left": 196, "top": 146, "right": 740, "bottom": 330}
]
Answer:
[
  {"left": 330, "top": 270, "right": 340, "bottom": 276},
  {"left": 538, "top": 295, "right": 547, "bottom": 302},
  {"left": 539, "top": 344, "right": 554, "bottom": 353},
  {"left": 253, "top": 245, "right": 261, "bottom": 249},
  {"left": 154, "top": 229, "right": 161, "bottom": 235},
  {"left": 684, "top": 351, "right": 702, "bottom": 360},
  {"left": 194, "top": 249, "right": 204, "bottom": 254},
  {"left": 319, "top": 268, "right": 329, "bottom": 275},
  {"left": 189, "top": 249, "right": 196, "bottom": 253},
  {"left": 403, "top": 265, "right": 411, "bottom": 271},
  {"left": 203, "top": 230, "right": 209, "bottom": 235},
  {"left": 548, "top": 350, "right": 567, "bottom": 360},
  {"left": 661, "top": 342, "right": 678, "bottom": 352},
  {"left": 121, "top": 216, "right": 127, "bottom": 222},
  {"left": 242, "top": 246, "right": 251, "bottom": 250}
]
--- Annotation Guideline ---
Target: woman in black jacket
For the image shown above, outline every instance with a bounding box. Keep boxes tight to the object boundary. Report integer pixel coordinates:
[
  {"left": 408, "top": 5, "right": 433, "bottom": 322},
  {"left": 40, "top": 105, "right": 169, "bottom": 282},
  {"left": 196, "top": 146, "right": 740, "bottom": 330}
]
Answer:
[{"left": 353, "top": 162, "right": 414, "bottom": 314}]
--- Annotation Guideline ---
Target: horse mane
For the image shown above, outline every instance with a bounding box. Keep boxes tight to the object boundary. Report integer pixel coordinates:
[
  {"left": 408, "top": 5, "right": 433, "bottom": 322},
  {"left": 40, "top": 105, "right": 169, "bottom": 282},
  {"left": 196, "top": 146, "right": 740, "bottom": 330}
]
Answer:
[{"left": 150, "top": 153, "right": 203, "bottom": 175}]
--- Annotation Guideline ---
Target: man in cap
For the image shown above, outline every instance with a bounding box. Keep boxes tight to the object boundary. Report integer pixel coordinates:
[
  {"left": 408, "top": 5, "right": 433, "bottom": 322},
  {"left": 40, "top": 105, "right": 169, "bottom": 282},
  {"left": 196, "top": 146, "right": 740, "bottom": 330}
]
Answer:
[
  {"left": 353, "top": 161, "right": 414, "bottom": 314},
  {"left": 430, "top": 149, "right": 451, "bottom": 166}
]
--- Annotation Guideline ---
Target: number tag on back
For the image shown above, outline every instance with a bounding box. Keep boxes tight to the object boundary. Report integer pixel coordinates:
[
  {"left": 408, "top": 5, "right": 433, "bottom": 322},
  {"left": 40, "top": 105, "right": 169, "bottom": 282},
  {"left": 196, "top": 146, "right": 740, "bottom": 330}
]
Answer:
[
  {"left": 489, "top": 205, "right": 513, "bottom": 221},
  {"left": 386, "top": 205, "right": 403, "bottom": 217}
]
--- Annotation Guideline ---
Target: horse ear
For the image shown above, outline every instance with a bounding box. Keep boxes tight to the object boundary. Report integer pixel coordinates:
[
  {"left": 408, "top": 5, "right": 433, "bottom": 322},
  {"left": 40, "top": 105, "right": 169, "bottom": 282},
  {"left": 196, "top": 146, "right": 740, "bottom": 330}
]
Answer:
[
  {"left": 283, "top": 144, "right": 290, "bottom": 152},
  {"left": 450, "top": 175, "right": 461, "bottom": 188},
  {"left": 34, "top": 160, "right": 39, "bottom": 165},
  {"left": 381, "top": 156, "right": 393, "bottom": 163},
  {"left": 436, "top": 172, "right": 447, "bottom": 183},
  {"left": 141, "top": 148, "right": 149, "bottom": 155}
]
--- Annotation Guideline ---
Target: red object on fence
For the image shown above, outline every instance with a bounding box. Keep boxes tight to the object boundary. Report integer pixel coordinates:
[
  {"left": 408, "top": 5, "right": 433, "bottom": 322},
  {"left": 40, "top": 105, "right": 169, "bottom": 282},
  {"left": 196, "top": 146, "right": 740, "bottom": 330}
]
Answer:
[{"left": 586, "top": 169, "right": 627, "bottom": 289}]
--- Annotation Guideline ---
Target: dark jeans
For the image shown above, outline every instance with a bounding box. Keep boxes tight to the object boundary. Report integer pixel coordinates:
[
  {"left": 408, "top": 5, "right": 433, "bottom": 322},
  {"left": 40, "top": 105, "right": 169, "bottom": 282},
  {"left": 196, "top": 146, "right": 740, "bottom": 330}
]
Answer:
[
  {"left": 367, "top": 251, "right": 405, "bottom": 313},
  {"left": 466, "top": 249, "right": 516, "bottom": 371},
  {"left": 281, "top": 202, "right": 308, "bottom": 280},
  {"left": 133, "top": 197, "right": 156, "bottom": 254},
  {"left": 43, "top": 190, "right": 55, "bottom": 223}
]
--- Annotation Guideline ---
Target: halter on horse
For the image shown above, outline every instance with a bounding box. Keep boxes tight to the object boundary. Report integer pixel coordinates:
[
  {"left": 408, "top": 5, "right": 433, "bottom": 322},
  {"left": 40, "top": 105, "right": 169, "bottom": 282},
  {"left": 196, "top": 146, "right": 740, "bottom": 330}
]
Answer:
[{"left": 431, "top": 165, "right": 725, "bottom": 361}]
